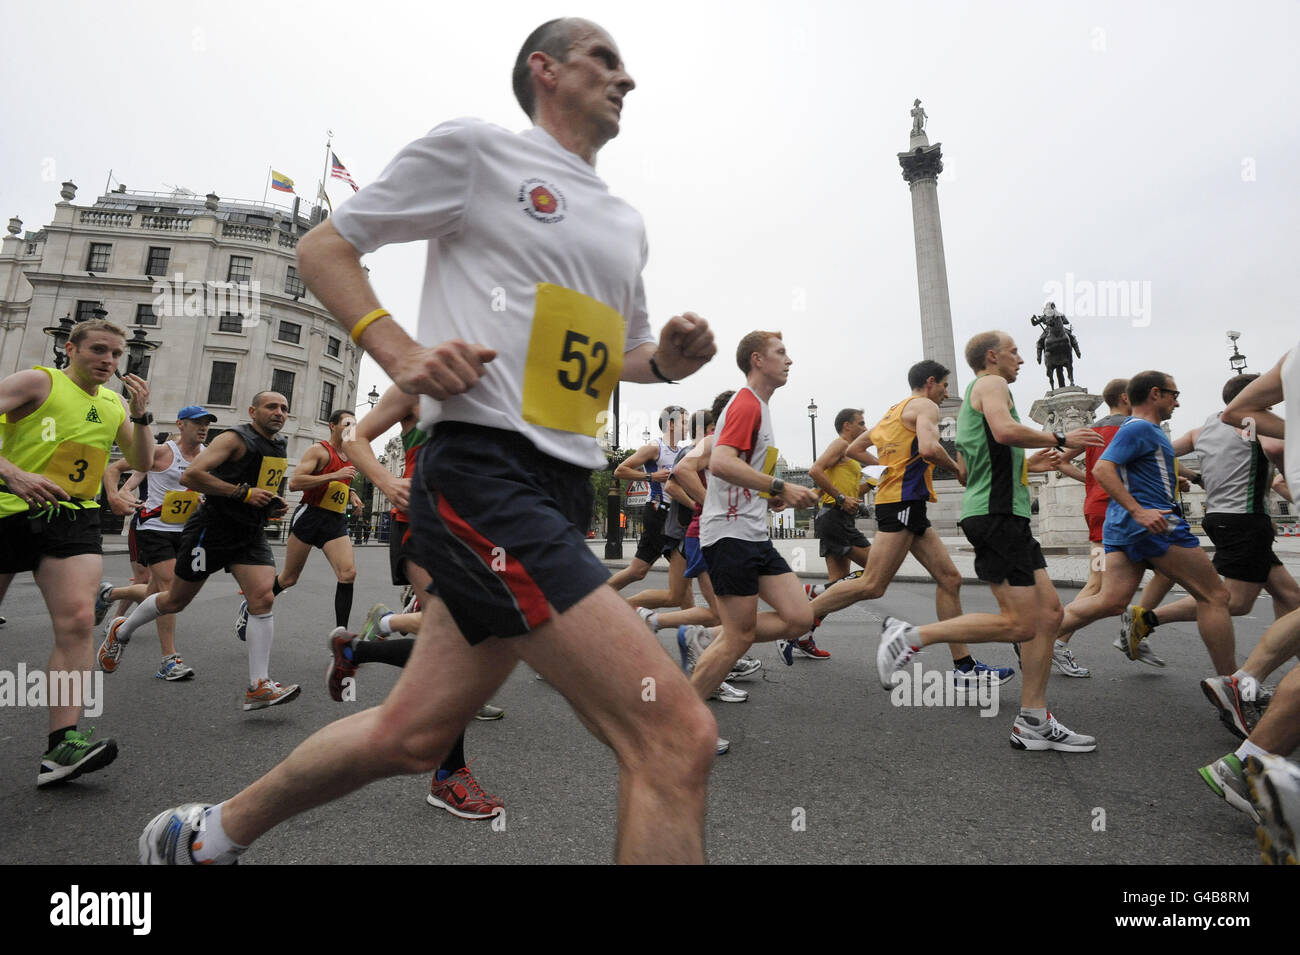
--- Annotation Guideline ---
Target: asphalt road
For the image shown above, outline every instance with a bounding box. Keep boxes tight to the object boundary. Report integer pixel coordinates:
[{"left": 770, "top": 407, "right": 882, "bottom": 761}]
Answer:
[{"left": 0, "top": 550, "right": 1290, "bottom": 865}]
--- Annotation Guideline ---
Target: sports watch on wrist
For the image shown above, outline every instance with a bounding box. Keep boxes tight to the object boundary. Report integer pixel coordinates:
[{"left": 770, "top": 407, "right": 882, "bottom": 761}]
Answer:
[
  {"left": 771, "top": 477, "right": 785, "bottom": 495},
  {"left": 131, "top": 412, "right": 154, "bottom": 425}
]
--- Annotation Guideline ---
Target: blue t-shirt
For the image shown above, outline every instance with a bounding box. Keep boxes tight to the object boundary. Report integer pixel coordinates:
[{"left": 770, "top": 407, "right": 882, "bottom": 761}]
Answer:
[{"left": 1100, "top": 417, "right": 1181, "bottom": 545}]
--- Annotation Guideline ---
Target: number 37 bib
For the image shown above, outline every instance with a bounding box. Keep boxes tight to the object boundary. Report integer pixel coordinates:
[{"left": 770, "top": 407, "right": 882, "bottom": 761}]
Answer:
[{"left": 521, "top": 283, "right": 625, "bottom": 437}]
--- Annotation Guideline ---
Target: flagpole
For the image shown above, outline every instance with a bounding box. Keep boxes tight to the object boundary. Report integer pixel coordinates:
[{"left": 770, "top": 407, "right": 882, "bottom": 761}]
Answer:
[
  {"left": 262, "top": 166, "right": 270, "bottom": 205},
  {"left": 318, "top": 130, "right": 333, "bottom": 214}
]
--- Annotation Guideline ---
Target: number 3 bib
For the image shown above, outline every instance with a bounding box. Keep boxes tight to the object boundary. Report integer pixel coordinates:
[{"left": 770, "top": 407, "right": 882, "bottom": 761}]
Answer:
[{"left": 521, "top": 283, "right": 625, "bottom": 437}]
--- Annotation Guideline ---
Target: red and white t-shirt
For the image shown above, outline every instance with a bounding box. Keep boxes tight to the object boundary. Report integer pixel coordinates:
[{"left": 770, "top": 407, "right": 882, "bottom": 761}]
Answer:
[{"left": 699, "top": 387, "right": 779, "bottom": 546}]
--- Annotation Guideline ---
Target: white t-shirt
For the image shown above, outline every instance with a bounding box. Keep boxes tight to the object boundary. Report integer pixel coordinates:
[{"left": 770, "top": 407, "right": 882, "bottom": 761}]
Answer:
[
  {"left": 699, "top": 387, "right": 779, "bottom": 546},
  {"left": 1284, "top": 345, "right": 1299, "bottom": 495},
  {"left": 331, "top": 118, "right": 657, "bottom": 469},
  {"left": 139, "top": 440, "right": 203, "bottom": 533}
]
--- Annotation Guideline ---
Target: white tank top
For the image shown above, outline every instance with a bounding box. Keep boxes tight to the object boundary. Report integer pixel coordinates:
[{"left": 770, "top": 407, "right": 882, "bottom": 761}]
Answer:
[
  {"left": 139, "top": 441, "right": 202, "bottom": 533},
  {"left": 1285, "top": 345, "right": 1299, "bottom": 495}
]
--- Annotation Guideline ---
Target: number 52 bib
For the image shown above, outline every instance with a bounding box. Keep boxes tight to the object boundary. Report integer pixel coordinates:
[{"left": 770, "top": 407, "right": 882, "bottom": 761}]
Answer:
[{"left": 521, "top": 283, "right": 626, "bottom": 437}]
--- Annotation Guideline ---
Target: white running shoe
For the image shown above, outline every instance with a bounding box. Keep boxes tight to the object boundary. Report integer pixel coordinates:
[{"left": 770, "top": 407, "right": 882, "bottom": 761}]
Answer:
[
  {"left": 877, "top": 616, "right": 921, "bottom": 689},
  {"left": 636, "top": 607, "right": 657, "bottom": 631},
  {"left": 728, "top": 656, "right": 762, "bottom": 681},
  {"left": 709, "top": 681, "right": 748, "bottom": 703},
  {"left": 1052, "top": 640, "right": 1091, "bottom": 678},
  {"left": 1009, "top": 712, "right": 1097, "bottom": 753}
]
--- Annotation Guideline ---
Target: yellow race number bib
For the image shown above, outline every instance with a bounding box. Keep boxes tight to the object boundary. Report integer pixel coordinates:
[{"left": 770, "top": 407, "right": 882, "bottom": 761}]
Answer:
[
  {"left": 521, "top": 283, "right": 626, "bottom": 436},
  {"left": 161, "top": 490, "right": 200, "bottom": 524},
  {"left": 257, "top": 457, "right": 288, "bottom": 494},
  {"left": 320, "top": 480, "right": 349, "bottom": 514},
  {"left": 42, "top": 441, "right": 108, "bottom": 498}
]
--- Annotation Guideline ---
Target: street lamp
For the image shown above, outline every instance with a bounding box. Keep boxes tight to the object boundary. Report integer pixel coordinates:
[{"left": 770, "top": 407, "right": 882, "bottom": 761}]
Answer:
[
  {"left": 807, "top": 398, "right": 818, "bottom": 461},
  {"left": 1227, "top": 331, "right": 1248, "bottom": 374},
  {"left": 124, "top": 324, "right": 160, "bottom": 381},
  {"left": 42, "top": 312, "right": 77, "bottom": 369},
  {"left": 642, "top": 426, "right": 651, "bottom": 444},
  {"left": 605, "top": 383, "right": 624, "bottom": 559},
  {"left": 367, "top": 384, "right": 379, "bottom": 408}
]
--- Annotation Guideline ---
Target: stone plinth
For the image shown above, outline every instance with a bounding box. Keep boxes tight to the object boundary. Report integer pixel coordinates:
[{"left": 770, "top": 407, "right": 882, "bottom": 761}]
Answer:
[{"left": 1027, "top": 386, "right": 1104, "bottom": 546}]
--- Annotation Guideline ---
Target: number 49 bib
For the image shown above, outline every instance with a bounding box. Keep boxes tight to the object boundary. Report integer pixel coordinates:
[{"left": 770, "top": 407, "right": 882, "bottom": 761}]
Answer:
[{"left": 521, "top": 283, "right": 626, "bottom": 437}]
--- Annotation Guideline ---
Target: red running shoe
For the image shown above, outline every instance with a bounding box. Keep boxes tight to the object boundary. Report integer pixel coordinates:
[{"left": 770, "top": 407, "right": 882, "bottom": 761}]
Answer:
[
  {"left": 326, "top": 627, "right": 358, "bottom": 702},
  {"left": 427, "top": 767, "right": 504, "bottom": 820},
  {"left": 794, "top": 636, "right": 831, "bottom": 659}
]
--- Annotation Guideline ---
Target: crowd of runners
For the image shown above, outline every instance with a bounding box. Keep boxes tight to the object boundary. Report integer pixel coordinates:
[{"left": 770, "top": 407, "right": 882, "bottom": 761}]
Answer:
[{"left": 0, "top": 17, "right": 1296, "bottom": 866}]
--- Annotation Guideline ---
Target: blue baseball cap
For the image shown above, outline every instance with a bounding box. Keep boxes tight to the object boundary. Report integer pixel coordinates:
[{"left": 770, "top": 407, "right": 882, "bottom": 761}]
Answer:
[{"left": 177, "top": 405, "right": 217, "bottom": 423}]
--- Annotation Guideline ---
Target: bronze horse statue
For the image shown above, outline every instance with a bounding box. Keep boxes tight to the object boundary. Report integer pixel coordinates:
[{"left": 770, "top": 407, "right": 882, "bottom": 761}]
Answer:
[{"left": 1032, "top": 308, "right": 1081, "bottom": 389}]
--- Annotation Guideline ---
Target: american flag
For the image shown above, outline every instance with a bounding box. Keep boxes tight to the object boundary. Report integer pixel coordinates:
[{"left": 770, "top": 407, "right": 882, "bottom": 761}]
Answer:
[{"left": 330, "top": 152, "right": 358, "bottom": 192}]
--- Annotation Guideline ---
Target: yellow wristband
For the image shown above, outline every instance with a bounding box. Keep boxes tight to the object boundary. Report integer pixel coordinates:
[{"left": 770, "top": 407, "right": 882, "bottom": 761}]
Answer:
[
  {"left": 350, "top": 308, "right": 391, "bottom": 345},
  {"left": 244, "top": 487, "right": 254, "bottom": 503}
]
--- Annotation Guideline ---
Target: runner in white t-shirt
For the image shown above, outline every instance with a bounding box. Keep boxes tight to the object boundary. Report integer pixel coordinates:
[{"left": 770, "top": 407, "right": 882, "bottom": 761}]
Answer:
[
  {"left": 688, "top": 332, "right": 819, "bottom": 729},
  {"left": 141, "top": 17, "right": 719, "bottom": 866}
]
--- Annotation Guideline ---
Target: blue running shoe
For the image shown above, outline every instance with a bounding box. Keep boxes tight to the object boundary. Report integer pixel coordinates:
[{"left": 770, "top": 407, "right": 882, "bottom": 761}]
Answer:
[
  {"left": 676, "top": 625, "right": 704, "bottom": 673},
  {"left": 954, "top": 660, "right": 1015, "bottom": 688},
  {"left": 234, "top": 599, "right": 248, "bottom": 642},
  {"left": 775, "top": 639, "right": 794, "bottom": 666},
  {"left": 93, "top": 580, "right": 114, "bottom": 627}
]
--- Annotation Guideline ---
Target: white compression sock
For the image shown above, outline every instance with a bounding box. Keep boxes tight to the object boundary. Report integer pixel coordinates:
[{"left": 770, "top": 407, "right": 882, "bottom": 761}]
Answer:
[
  {"left": 191, "top": 802, "right": 247, "bottom": 865},
  {"left": 246, "top": 611, "right": 274, "bottom": 685},
  {"left": 116, "top": 593, "right": 161, "bottom": 643}
]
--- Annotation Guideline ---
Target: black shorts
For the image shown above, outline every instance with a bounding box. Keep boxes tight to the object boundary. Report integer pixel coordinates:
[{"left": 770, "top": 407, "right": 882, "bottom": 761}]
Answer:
[
  {"left": 0, "top": 505, "right": 101, "bottom": 573},
  {"left": 289, "top": 503, "right": 349, "bottom": 549},
  {"left": 1203, "top": 513, "right": 1282, "bottom": 584},
  {"left": 407, "top": 423, "right": 609, "bottom": 645},
  {"left": 173, "top": 516, "right": 276, "bottom": 582},
  {"left": 389, "top": 519, "right": 413, "bottom": 586},
  {"left": 135, "top": 528, "right": 184, "bottom": 567},
  {"left": 815, "top": 505, "right": 871, "bottom": 557},
  {"left": 634, "top": 503, "right": 669, "bottom": 564},
  {"left": 960, "top": 513, "right": 1046, "bottom": 587},
  {"left": 875, "top": 500, "right": 932, "bottom": 535},
  {"left": 702, "top": 537, "right": 792, "bottom": 597}
]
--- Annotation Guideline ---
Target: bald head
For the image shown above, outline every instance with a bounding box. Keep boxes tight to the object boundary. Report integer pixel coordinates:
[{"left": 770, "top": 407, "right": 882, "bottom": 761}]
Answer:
[{"left": 512, "top": 18, "right": 584, "bottom": 119}]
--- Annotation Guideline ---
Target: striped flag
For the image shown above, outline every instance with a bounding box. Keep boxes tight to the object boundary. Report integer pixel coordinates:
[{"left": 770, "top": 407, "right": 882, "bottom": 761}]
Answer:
[
  {"left": 330, "top": 153, "right": 358, "bottom": 192},
  {"left": 270, "top": 170, "right": 295, "bottom": 193}
]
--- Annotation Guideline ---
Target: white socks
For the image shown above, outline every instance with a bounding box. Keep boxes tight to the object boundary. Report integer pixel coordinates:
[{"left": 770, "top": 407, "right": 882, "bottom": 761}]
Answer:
[
  {"left": 116, "top": 593, "right": 161, "bottom": 643},
  {"left": 246, "top": 611, "right": 274, "bottom": 685}
]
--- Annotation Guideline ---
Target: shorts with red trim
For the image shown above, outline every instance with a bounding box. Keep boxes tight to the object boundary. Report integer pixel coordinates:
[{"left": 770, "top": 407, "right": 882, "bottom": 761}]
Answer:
[
  {"left": 389, "top": 518, "right": 413, "bottom": 586},
  {"left": 128, "top": 513, "right": 141, "bottom": 565},
  {"left": 407, "top": 422, "right": 609, "bottom": 645},
  {"left": 1084, "top": 507, "right": 1106, "bottom": 544}
]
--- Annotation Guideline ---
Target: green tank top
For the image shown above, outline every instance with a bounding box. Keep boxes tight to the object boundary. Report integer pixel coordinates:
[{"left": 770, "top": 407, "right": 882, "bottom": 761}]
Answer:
[
  {"left": 957, "top": 376, "right": 1030, "bottom": 520},
  {"left": 0, "top": 366, "right": 126, "bottom": 517}
]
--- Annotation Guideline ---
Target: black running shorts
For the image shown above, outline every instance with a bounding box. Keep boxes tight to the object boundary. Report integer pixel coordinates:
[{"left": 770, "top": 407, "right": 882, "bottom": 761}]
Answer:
[
  {"left": 173, "top": 516, "right": 276, "bottom": 581},
  {"left": 875, "top": 500, "right": 931, "bottom": 535},
  {"left": 960, "top": 513, "right": 1046, "bottom": 587},
  {"left": 1203, "top": 512, "right": 1282, "bottom": 584},
  {"left": 289, "top": 503, "right": 349, "bottom": 549},
  {"left": 701, "top": 537, "right": 792, "bottom": 597},
  {"left": 815, "top": 505, "right": 871, "bottom": 557},
  {"left": 0, "top": 505, "right": 101, "bottom": 573},
  {"left": 135, "top": 528, "right": 185, "bottom": 567}
]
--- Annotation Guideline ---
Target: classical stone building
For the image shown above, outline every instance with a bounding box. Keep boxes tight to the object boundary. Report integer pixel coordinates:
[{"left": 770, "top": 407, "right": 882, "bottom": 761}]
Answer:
[{"left": 0, "top": 181, "right": 364, "bottom": 468}]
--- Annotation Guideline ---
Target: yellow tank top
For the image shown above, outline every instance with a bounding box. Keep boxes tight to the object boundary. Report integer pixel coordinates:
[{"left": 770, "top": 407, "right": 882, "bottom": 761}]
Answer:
[
  {"left": 819, "top": 455, "right": 863, "bottom": 507},
  {"left": 870, "top": 396, "right": 936, "bottom": 505},
  {"left": 0, "top": 366, "right": 126, "bottom": 517}
]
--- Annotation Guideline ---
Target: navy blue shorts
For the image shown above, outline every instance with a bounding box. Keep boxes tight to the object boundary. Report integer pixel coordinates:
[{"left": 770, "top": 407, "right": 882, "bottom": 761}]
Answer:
[
  {"left": 683, "top": 536, "right": 707, "bottom": 579},
  {"left": 1104, "top": 522, "right": 1200, "bottom": 564},
  {"left": 701, "top": 537, "right": 792, "bottom": 597},
  {"left": 289, "top": 503, "right": 349, "bottom": 548},
  {"left": 407, "top": 423, "right": 609, "bottom": 645}
]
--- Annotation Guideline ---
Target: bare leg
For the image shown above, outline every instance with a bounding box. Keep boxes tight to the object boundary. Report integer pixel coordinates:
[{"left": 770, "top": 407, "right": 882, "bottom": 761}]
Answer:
[
  {"left": 1057, "top": 551, "right": 1144, "bottom": 637},
  {"left": 34, "top": 554, "right": 102, "bottom": 732},
  {"left": 273, "top": 533, "right": 313, "bottom": 589},
  {"left": 1148, "top": 545, "right": 1234, "bottom": 675},
  {"left": 1057, "top": 558, "right": 1103, "bottom": 644},
  {"left": 908, "top": 529, "right": 972, "bottom": 660}
]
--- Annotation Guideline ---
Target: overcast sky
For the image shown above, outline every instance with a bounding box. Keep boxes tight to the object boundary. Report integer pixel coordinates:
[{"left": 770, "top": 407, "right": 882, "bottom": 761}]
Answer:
[{"left": 3, "top": 0, "right": 1296, "bottom": 462}]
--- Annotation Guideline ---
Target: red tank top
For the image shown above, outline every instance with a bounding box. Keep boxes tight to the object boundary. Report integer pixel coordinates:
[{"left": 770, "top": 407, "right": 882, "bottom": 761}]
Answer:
[{"left": 300, "top": 441, "right": 352, "bottom": 509}]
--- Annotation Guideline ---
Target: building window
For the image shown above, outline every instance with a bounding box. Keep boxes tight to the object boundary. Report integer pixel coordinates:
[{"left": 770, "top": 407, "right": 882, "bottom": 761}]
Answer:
[
  {"left": 134, "top": 303, "right": 159, "bottom": 326},
  {"left": 277, "top": 321, "right": 301, "bottom": 344},
  {"left": 86, "top": 243, "right": 111, "bottom": 271},
  {"left": 284, "top": 266, "right": 306, "bottom": 298},
  {"left": 319, "top": 381, "right": 336, "bottom": 423},
  {"left": 326, "top": 336, "right": 341, "bottom": 358},
  {"left": 146, "top": 247, "right": 170, "bottom": 275},
  {"left": 227, "top": 255, "right": 253, "bottom": 283},
  {"left": 218, "top": 313, "right": 244, "bottom": 333},
  {"left": 271, "top": 369, "right": 295, "bottom": 409},
  {"left": 75, "top": 300, "right": 104, "bottom": 322},
  {"left": 208, "top": 361, "right": 237, "bottom": 406}
]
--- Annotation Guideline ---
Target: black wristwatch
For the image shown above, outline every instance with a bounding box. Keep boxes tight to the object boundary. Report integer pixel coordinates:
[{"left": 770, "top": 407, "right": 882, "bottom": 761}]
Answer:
[
  {"left": 1052, "top": 431, "right": 1066, "bottom": 450},
  {"left": 131, "top": 412, "right": 154, "bottom": 425},
  {"left": 771, "top": 477, "right": 785, "bottom": 495}
]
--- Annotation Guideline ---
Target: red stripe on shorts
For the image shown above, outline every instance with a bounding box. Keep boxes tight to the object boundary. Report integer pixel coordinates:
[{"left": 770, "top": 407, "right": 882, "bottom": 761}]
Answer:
[{"left": 435, "top": 494, "right": 551, "bottom": 630}]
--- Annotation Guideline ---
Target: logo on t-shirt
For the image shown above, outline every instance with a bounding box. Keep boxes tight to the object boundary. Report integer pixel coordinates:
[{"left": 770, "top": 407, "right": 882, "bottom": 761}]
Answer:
[
  {"left": 518, "top": 178, "right": 567, "bottom": 224},
  {"left": 85, "top": 406, "right": 102, "bottom": 423}
]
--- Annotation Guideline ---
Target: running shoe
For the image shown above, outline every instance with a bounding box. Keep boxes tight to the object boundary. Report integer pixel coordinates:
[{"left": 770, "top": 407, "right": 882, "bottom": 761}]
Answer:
[
  {"left": 1112, "top": 634, "right": 1165, "bottom": 668},
  {"left": 1197, "top": 753, "right": 1261, "bottom": 823},
  {"left": 728, "top": 656, "right": 762, "bottom": 681},
  {"left": 139, "top": 803, "right": 209, "bottom": 865},
  {"left": 1052, "top": 640, "right": 1091, "bottom": 678},
  {"left": 359, "top": 603, "right": 392, "bottom": 642},
  {"left": 709, "top": 681, "right": 748, "bottom": 703},
  {"left": 804, "top": 583, "right": 818, "bottom": 600},
  {"left": 0, "top": 615, "right": 6, "bottom": 626},
  {"left": 93, "top": 580, "right": 114, "bottom": 626},
  {"left": 234, "top": 599, "right": 248, "bottom": 642},
  {"left": 38, "top": 727, "right": 118, "bottom": 786},
  {"left": 1201, "top": 675, "right": 1252, "bottom": 740},
  {"left": 775, "top": 639, "right": 795, "bottom": 666},
  {"left": 155, "top": 654, "right": 195, "bottom": 681},
  {"left": 427, "top": 767, "right": 504, "bottom": 820},
  {"left": 475, "top": 704, "right": 505, "bottom": 721},
  {"left": 952, "top": 660, "right": 1015, "bottom": 688},
  {"left": 1118, "top": 605, "right": 1156, "bottom": 660},
  {"left": 399, "top": 584, "right": 418, "bottom": 613},
  {"left": 97, "top": 616, "right": 129, "bottom": 673},
  {"left": 636, "top": 607, "right": 657, "bottom": 631},
  {"left": 877, "top": 616, "right": 921, "bottom": 689},
  {"left": 1008, "top": 712, "right": 1096, "bottom": 753},
  {"left": 793, "top": 636, "right": 831, "bottom": 660},
  {"left": 244, "top": 678, "right": 301, "bottom": 711},
  {"left": 676, "top": 625, "right": 707, "bottom": 673},
  {"left": 1245, "top": 754, "right": 1300, "bottom": 865},
  {"left": 326, "top": 627, "right": 358, "bottom": 703},
  {"left": 716, "top": 737, "right": 730, "bottom": 755}
]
